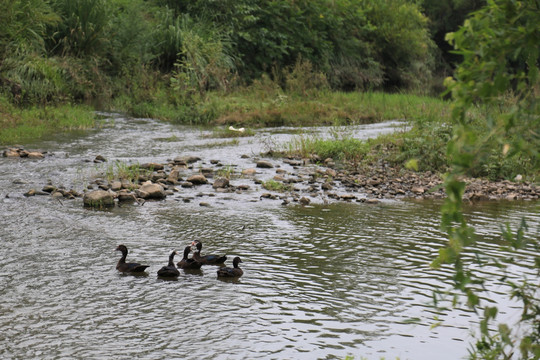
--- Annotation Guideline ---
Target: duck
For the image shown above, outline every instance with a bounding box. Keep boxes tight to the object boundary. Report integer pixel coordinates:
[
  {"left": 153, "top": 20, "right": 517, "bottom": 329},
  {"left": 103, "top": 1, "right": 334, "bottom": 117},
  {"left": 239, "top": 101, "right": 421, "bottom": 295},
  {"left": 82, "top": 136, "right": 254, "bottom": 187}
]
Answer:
[
  {"left": 176, "top": 246, "right": 202, "bottom": 270},
  {"left": 157, "top": 250, "right": 181, "bottom": 278},
  {"left": 115, "top": 244, "right": 149, "bottom": 273},
  {"left": 217, "top": 257, "right": 243, "bottom": 278},
  {"left": 191, "top": 240, "right": 227, "bottom": 265}
]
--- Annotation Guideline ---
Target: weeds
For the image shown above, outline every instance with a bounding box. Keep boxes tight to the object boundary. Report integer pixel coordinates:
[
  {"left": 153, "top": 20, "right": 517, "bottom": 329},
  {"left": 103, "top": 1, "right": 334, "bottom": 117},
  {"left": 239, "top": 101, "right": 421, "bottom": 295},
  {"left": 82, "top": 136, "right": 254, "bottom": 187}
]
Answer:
[
  {"left": 98, "top": 161, "right": 152, "bottom": 185},
  {"left": 216, "top": 165, "right": 236, "bottom": 179},
  {"left": 262, "top": 179, "right": 291, "bottom": 192}
]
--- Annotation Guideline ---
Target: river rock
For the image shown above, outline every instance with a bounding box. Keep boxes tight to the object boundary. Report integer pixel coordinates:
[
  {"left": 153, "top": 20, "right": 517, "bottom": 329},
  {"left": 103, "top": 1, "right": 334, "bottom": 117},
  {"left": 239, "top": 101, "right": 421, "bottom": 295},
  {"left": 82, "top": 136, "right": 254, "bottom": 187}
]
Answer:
[
  {"left": 140, "top": 162, "right": 164, "bottom": 171},
  {"left": 51, "top": 191, "right": 64, "bottom": 198},
  {"left": 180, "top": 181, "right": 193, "bottom": 188},
  {"left": 321, "top": 182, "right": 333, "bottom": 191},
  {"left": 137, "top": 183, "right": 166, "bottom": 199},
  {"left": 94, "top": 155, "right": 107, "bottom": 163},
  {"left": 83, "top": 190, "right": 115, "bottom": 207},
  {"left": 167, "top": 167, "right": 181, "bottom": 184},
  {"left": 242, "top": 168, "right": 257, "bottom": 176},
  {"left": 3, "top": 149, "right": 20, "bottom": 157},
  {"left": 299, "top": 197, "right": 311, "bottom": 205},
  {"left": 213, "top": 177, "right": 230, "bottom": 189},
  {"left": 25, "top": 151, "right": 43, "bottom": 159},
  {"left": 24, "top": 189, "right": 36, "bottom": 197},
  {"left": 110, "top": 181, "right": 123, "bottom": 191},
  {"left": 340, "top": 194, "right": 356, "bottom": 201},
  {"left": 256, "top": 160, "right": 274, "bottom": 168},
  {"left": 117, "top": 191, "right": 137, "bottom": 203},
  {"left": 42, "top": 184, "right": 56, "bottom": 193},
  {"left": 174, "top": 155, "right": 200, "bottom": 165},
  {"left": 187, "top": 174, "right": 207, "bottom": 185}
]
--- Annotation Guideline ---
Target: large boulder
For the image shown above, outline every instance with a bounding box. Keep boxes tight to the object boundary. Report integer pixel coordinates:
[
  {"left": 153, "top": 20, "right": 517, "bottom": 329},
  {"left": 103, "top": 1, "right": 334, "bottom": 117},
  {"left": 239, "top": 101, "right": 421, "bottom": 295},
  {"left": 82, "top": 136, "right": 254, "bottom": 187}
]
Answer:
[
  {"left": 137, "top": 183, "right": 166, "bottom": 199},
  {"left": 83, "top": 190, "right": 115, "bottom": 207}
]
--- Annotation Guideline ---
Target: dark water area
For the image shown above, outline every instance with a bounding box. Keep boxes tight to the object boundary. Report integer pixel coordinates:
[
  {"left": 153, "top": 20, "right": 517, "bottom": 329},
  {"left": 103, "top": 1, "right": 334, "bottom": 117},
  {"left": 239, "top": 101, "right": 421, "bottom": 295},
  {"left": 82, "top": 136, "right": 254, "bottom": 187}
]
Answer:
[{"left": 1, "top": 115, "right": 538, "bottom": 359}]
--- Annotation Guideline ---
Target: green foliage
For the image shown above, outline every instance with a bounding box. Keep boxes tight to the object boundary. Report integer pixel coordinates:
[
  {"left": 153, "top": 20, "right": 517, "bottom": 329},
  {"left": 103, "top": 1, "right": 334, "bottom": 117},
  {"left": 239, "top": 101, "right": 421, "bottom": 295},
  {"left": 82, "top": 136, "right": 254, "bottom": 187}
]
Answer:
[
  {"left": 362, "top": 0, "right": 435, "bottom": 91},
  {"left": 436, "top": 0, "right": 540, "bottom": 358},
  {"left": 48, "top": 0, "right": 111, "bottom": 58},
  {"left": 169, "top": 14, "right": 236, "bottom": 97}
]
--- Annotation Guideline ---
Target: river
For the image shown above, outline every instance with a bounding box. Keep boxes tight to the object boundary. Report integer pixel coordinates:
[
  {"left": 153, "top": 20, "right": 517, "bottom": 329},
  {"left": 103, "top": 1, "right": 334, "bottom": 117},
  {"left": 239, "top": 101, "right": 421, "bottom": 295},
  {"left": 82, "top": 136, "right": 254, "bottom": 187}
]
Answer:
[{"left": 1, "top": 114, "right": 538, "bottom": 359}]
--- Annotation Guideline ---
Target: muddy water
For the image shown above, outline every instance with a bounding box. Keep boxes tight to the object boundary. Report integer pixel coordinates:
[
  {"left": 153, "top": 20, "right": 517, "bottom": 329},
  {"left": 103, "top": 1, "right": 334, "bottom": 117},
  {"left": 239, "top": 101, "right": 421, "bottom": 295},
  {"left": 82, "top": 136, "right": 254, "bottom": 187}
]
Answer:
[{"left": 0, "top": 115, "right": 538, "bottom": 359}]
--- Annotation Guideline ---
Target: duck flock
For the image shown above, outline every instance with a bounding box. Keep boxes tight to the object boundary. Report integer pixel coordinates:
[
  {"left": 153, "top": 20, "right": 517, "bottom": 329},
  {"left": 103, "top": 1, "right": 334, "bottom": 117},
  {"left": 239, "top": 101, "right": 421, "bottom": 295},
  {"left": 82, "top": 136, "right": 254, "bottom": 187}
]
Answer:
[{"left": 115, "top": 241, "right": 243, "bottom": 279}]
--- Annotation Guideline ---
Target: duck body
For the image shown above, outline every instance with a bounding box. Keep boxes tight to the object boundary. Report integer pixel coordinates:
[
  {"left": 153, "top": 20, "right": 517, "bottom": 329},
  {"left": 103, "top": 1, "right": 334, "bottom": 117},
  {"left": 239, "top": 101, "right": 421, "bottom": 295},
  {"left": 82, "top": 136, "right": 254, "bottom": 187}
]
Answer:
[
  {"left": 115, "top": 245, "right": 149, "bottom": 273},
  {"left": 192, "top": 240, "right": 227, "bottom": 265},
  {"left": 217, "top": 257, "right": 243, "bottom": 278},
  {"left": 177, "top": 246, "right": 202, "bottom": 270},
  {"left": 157, "top": 250, "right": 180, "bottom": 278}
]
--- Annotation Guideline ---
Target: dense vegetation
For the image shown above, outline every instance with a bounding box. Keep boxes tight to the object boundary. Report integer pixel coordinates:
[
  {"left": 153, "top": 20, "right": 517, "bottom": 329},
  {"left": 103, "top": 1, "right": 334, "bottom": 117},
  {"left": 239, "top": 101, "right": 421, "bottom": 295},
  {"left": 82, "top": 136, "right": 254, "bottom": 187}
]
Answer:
[{"left": 0, "top": 0, "right": 481, "bottom": 108}]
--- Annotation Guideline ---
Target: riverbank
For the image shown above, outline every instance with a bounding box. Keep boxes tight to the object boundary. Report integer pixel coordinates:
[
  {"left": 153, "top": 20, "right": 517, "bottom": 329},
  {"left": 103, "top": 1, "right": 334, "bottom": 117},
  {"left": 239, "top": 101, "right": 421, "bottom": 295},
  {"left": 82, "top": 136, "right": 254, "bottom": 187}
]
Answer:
[
  {"left": 8, "top": 145, "right": 538, "bottom": 207},
  {"left": 0, "top": 97, "right": 100, "bottom": 144}
]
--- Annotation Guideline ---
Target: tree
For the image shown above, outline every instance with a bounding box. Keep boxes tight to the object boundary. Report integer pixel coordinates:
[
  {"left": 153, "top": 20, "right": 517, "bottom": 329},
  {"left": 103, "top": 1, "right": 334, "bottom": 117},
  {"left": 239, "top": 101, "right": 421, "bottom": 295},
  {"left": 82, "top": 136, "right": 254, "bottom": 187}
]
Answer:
[{"left": 436, "top": 0, "right": 540, "bottom": 358}]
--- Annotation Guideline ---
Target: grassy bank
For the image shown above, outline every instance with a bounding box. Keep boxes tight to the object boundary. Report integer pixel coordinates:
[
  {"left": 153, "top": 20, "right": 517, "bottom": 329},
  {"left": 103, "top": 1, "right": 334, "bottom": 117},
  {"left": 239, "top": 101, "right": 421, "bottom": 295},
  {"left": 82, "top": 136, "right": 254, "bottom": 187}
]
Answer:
[
  {"left": 0, "top": 96, "right": 99, "bottom": 145},
  {"left": 2, "top": 88, "right": 536, "bottom": 183}
]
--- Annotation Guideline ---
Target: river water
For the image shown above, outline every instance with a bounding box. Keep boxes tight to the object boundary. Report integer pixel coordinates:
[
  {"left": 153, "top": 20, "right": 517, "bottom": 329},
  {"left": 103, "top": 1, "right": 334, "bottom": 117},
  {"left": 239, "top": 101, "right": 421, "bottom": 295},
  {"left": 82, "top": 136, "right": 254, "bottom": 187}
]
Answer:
[{"left": 1, "top": 115, "right": 538, "bottom": 359}]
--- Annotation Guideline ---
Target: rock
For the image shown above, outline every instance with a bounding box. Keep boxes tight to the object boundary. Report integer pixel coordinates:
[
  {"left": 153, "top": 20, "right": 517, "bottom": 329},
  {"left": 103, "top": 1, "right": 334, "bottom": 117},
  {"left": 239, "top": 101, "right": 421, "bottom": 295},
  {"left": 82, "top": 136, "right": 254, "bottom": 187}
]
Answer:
[
  {"left": 151, "top": 171, "right": 167, "bottom": 182},
  {"left": 256, "top": 160, "right": 274, "bottom": 168},
  {"left": 324, "top": 158, "right": 335, "bottom": 167},
  {"left": 412, "top": 186, "right": 425, "bottom": 194},
  {"left": 3, "top": 149, "right": 20, "bottom": 157},
  {"left": 94, "top": 155, "right": 107, "bottom": 163},
  {"left": 199, "top": 202, "right": 211, "bottom": 207},
  {"left": 117, "top": 191, "right": 137, "bottom": 203},
  {"left": 174, "top": 155, "right": 200, "bottom": 165},
  {"left": 167, "top": 167, "right": 181, "bottom": 184},
  {"left": 283, "top": 159, "right": 303, "bottom": 166},
  {"left": 110, "top": 181, "right": 123, "bottom": 191},
  {"left": 138, "top": 183, "right": 166, "bottom": 199},
  {"left": 242, "top": 168, "right": 257, "bottom": 176},
  {"left": 140, "top": 162, "right": 164, "bottom": 171},
  {"left": 187, "top": 174, "right": 207, "bottom": 185},
  {"left": 321, "top": 182, "right": 333, "bottom": 191},
  {"left": 24, "top": 189, "right": 36, "bottom": 197},
  {"left": 213, "top": 177, "right": 230, "bottom": 189},
  {"left": 299, "top": 197, "right": 311, "bottom": 205},
  {"left": 180, "top": 181, "right": 193, "bottom": 188},
  {"left": 83, "top": 190, "right": 115, "bottom": 207},
  {"left": 366, "top": 198, "right": 380, "bottom": 204},
  {"left": 42, "top": 185, "right": 56, "bottom": 193},
  {"left": 506, "top": 193, "right": 518, "bottom": 201},
  {"left": 340, "top": 194, "right": 356, "bottom": 201},
  {"left": 27, "top": 152, "right": 44, "bottom": 159}
]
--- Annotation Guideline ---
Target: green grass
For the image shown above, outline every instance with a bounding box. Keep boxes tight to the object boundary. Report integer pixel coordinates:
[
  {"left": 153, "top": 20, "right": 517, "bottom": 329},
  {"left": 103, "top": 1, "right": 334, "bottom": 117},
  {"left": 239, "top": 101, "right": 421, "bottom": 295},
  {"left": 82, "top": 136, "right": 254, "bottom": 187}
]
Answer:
[
  {"left": 0, "top": 97, "right": 99, "bottom": 145},
  {"left": 97, "top": 161, "right": 153, "bottom": 185},
  {"left": 216, "top": 165, "right": 236, "bottom": 179},
  {"left": 262, "top": 179, "right": 292, "bottom": 192},
  {"left": 284, "top": 133, "right": 371, "bottom": 165}
]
